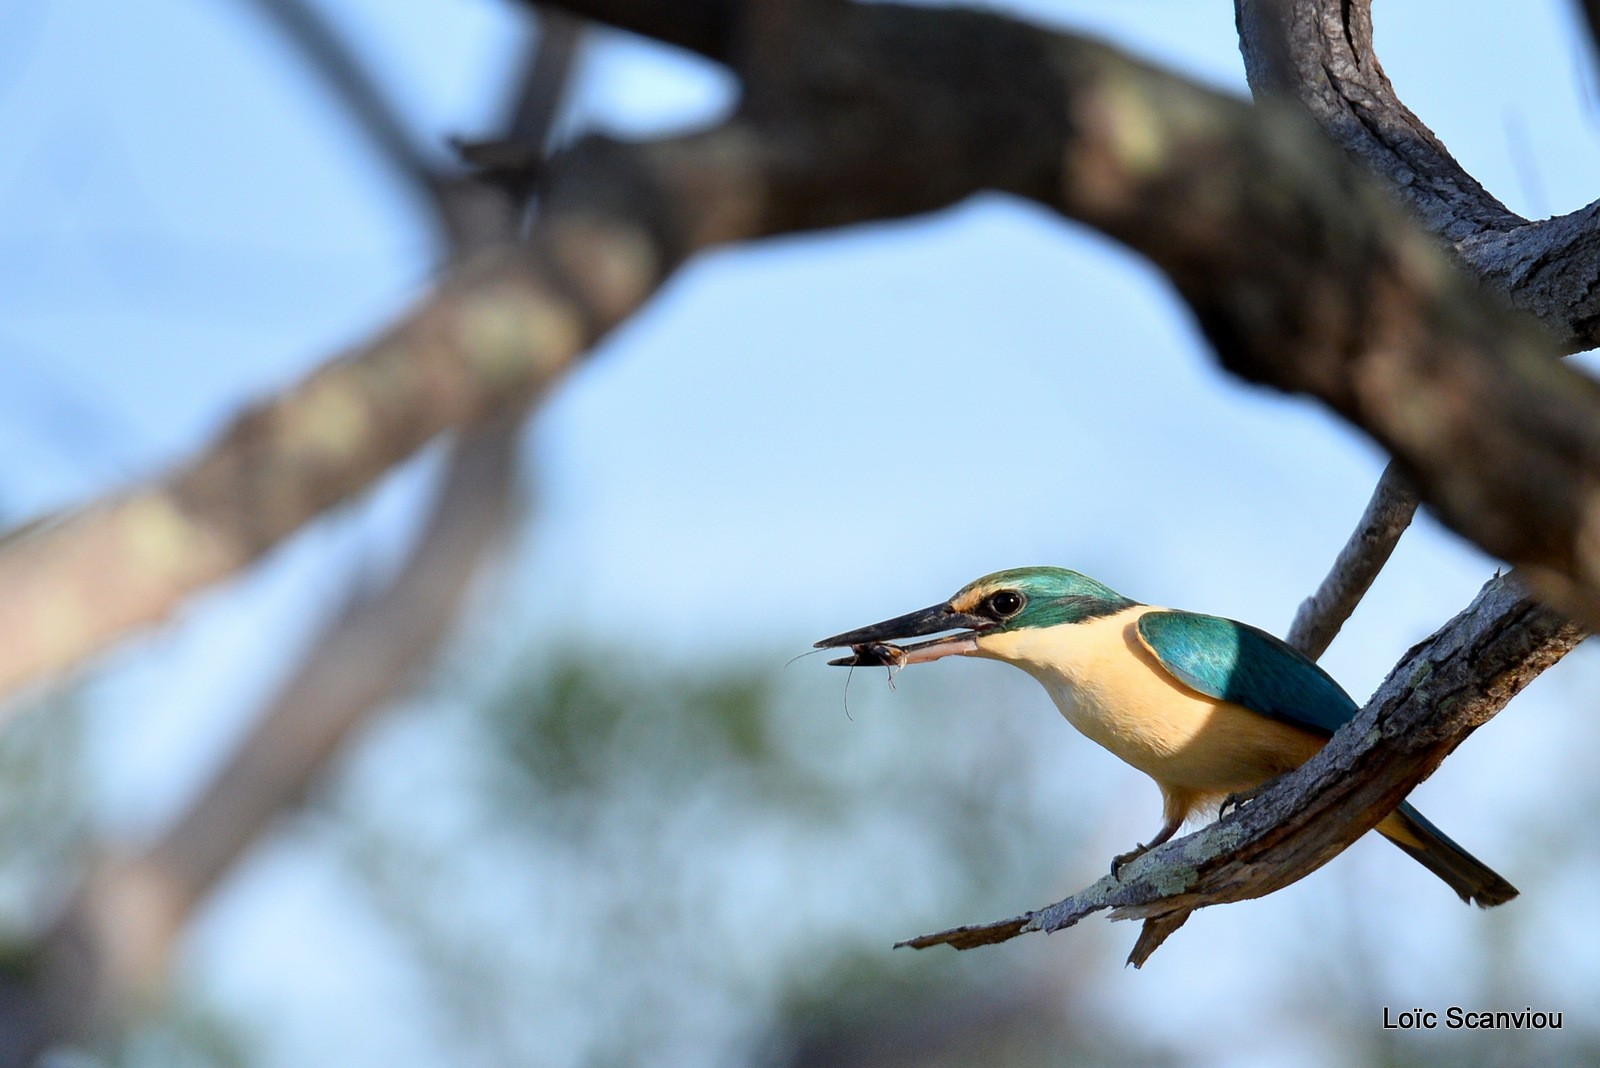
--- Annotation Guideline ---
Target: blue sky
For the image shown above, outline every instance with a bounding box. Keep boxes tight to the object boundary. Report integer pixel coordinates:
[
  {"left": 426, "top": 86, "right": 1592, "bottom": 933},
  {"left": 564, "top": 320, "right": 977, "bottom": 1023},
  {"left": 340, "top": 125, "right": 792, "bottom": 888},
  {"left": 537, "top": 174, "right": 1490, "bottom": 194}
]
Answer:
[{"left": 5, "top": 0, "right": 1600, "bottom": 1064}]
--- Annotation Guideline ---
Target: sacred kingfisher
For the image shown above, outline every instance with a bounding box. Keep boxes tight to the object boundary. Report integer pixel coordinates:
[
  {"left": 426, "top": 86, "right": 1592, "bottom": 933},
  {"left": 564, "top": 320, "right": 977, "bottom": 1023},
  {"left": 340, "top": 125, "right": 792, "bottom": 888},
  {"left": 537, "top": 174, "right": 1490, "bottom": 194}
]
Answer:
[{"left": 815, "top": 566, "right": 1516, "bottom": 906}]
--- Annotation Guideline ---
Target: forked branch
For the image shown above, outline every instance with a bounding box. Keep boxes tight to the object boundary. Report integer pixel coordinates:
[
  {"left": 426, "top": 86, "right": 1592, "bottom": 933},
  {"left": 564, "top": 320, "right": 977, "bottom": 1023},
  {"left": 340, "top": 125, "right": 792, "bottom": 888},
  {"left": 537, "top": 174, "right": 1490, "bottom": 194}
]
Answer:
[{"left": 1236, "top": 0, "right": 1600, "bottom": 352}]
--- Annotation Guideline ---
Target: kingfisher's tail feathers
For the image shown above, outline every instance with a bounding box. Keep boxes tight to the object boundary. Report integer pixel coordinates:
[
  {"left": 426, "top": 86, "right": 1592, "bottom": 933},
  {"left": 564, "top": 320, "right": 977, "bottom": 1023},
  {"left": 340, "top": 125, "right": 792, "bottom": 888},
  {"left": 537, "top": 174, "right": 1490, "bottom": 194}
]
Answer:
[{"left": 1378, "top": 802, "right": 1519, "bottom": 908}]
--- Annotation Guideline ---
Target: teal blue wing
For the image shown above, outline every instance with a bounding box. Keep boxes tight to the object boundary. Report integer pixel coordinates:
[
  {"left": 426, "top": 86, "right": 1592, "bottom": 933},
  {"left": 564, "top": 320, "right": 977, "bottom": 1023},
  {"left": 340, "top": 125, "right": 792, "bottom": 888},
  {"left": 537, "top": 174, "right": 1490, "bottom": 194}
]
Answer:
[{"left": 1134, "top": 610, "right": 1357, "bottom": 736}]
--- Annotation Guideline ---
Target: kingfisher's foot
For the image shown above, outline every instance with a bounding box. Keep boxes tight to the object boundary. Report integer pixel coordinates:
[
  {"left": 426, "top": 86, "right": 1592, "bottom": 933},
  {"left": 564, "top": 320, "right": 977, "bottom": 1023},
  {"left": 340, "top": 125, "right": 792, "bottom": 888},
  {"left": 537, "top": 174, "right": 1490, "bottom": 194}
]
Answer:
[
  {"left": 1110, "top": 842, "right": 1150, "bottom": 879},
  {"left": 1218, "top": 785, "right": 1264, "bottom": 819}
]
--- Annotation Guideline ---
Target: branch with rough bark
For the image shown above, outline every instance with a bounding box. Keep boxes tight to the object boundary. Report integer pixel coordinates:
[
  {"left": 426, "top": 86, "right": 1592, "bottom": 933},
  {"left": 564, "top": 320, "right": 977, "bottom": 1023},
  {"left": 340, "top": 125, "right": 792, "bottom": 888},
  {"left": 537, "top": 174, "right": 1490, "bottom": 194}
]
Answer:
[
  {"left": 1236, "top": 0, "right": 1600, "bottom": 352},
  {"left": 902, "top": 575, "right": 1585, "bottom": 964},
  {"left": 493, "top": 0, "right": 1600, "bottom": 961},
  {"left": 492, "top": 7, "right": 1600, "bottom": 632}
]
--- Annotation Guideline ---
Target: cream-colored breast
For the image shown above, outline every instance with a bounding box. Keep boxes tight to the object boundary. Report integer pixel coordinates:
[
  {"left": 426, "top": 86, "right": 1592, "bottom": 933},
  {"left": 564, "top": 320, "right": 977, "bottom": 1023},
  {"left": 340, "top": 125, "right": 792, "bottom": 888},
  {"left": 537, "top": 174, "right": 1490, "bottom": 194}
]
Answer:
[{"left": 974, "top": 605, "right": 1323, "bottom": 795}]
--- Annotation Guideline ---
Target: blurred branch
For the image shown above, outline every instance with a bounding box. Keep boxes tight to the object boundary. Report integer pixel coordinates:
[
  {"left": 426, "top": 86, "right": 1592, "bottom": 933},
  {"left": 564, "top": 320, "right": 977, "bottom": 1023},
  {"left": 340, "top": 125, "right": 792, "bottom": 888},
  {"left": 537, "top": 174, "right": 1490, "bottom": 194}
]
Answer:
[
  {"left": 451, "top": 9, "right": 583, "bottom": 211},
  {"left": 234, "top": 0, "right": 585, "bottom": 248},
  {"left": 0, "top": 246, "right": 567, "bottom": 707},
  {"left": 1286, "top": 464, "right": 1418, "bottom": 659},
  {"left": 0, "top": 424, "right": 524, "bottom": 1062},
  {"left": 515, "top": 0, "right": 734, "bottom": 60},
  {"left": 505, "top": 10, "right": 583, "bottom": 146},
  {"left": 903, "top": 575, "right": 1586, "bottom": 963},
  {"left": 0, "top": 10, "right": 584, "bottom": 719},
  {"left": 1583, "top": 1, "right": 1600, "bottom": 61},
  {"left": 116, "top": 5, "right": 586, "bottom": 940},
  {"left": 152, "top": 422, "right": 518, "bottom": 918},
  {"left": 234, "top": 0, "right": 450, "bottom": 212},
  {"left": 76, "top": 418, "right": 521, "bottom": 1012},
  {"left": 0, "top": 16, "right": 584, "bottom": 1056}
]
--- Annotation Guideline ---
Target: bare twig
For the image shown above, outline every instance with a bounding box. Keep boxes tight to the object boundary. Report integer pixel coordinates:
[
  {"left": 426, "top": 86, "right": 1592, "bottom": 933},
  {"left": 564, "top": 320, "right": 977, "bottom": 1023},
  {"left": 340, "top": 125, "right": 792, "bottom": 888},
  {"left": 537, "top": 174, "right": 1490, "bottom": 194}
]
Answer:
[
  {"left": 902, "top": 575, "right": 1585, "bottom": 963},
  {"left": 452, "top": 9, "right": 581, "bottom": 196},
  {"left": 439, "top": 11, "right": 583, "bottom": 249},
  {"left": 234, "top": 0, "right": 449, "bottom": 209},
  {"left": 1286, "top": 464, "right": 1419, "bottom": 659},
  {"left": 506, "top": 9, "right": 583, "bottom": 150}
]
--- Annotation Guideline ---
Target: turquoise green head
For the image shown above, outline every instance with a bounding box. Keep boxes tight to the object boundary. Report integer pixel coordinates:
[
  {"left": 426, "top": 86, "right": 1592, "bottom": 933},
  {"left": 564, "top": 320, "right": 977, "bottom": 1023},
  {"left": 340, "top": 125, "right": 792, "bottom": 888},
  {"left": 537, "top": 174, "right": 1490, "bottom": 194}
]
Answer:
[{"left": 815, "top": 567, "right": 1138, "bottom": 665}]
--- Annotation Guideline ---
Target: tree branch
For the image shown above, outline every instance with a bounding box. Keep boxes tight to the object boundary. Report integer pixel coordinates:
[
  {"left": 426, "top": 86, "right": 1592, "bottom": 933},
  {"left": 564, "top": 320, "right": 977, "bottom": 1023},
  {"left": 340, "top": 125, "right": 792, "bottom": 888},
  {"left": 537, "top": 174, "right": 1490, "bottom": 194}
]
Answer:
[
  {"left": 505, "top": 9, "right": 584, "bottom": 149},
  {"left": 902, "top": 574, "right": 1585, "bottom": 963},
  {"left": 1235, "top": 0, "right": 1600, "bottom": 352},
  {"left": 0, "top": 0, "right": 1580, "bottom": 1005},
  {"left": 1582, "top": 0, "right": 1600, "bottom": 59},
  {"left": 0, "top": 247, "right": 560, "bottom": 705},
  {"left": 1234, "top": 0, "right": 1518, "bottom": 236},
  {"left": 1017, "top": 16, "right": 1600, "bottom": 628},
  {"left": 161, "top": 426, "right": 518, "bottom": 916},
  {"left": 514, "top": 0, "right": 734, "bottom": 61},
  {"left": 1286, "top": 464, "right": 1417, "bottom": 659},
  {"left": 60, "top": 420, "right": 522, "bottom": 1020},
  {"left": 234, "top": 0, "right": 450, "bottom": 211},
  {"left": 452, "top": 10, "right": 583, "bottom": 204},
  {"left": 1251, "top": 0, "right": 1600, "bottom": 666}
]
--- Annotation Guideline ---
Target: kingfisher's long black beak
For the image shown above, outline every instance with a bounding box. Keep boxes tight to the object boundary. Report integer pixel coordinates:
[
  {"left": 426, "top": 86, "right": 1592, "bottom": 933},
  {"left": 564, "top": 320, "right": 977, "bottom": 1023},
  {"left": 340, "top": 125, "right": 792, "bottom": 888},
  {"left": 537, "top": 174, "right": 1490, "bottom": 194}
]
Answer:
[{"left": 814, "top": 602, "right": 992, "bottom": 666}]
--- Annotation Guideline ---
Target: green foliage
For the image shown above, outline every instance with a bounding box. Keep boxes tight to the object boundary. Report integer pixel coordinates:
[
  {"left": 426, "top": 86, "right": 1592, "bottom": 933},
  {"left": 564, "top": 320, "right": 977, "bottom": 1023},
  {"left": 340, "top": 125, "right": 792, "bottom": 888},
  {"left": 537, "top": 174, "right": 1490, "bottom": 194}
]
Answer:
[
  {"left": 484, "top": 653, "right": 781, "bottom": 796},
  {"left": 94, "top": 1007, "right": 253, "bottom": 1068},
  {"left": 324, "top": 643, "right": 1129, "bottom": 1066},
  {"left": 0, "top": 689, "right": 89, "bottom": 948}
]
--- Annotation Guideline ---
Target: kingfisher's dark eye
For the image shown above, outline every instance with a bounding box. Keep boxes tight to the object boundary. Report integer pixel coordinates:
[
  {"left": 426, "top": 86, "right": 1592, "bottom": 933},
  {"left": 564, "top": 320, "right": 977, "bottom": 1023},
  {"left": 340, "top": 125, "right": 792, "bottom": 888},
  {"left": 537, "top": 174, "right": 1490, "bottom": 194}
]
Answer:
[{"left": 986, "top": 590, "right": 1024, "bottom": 618}]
